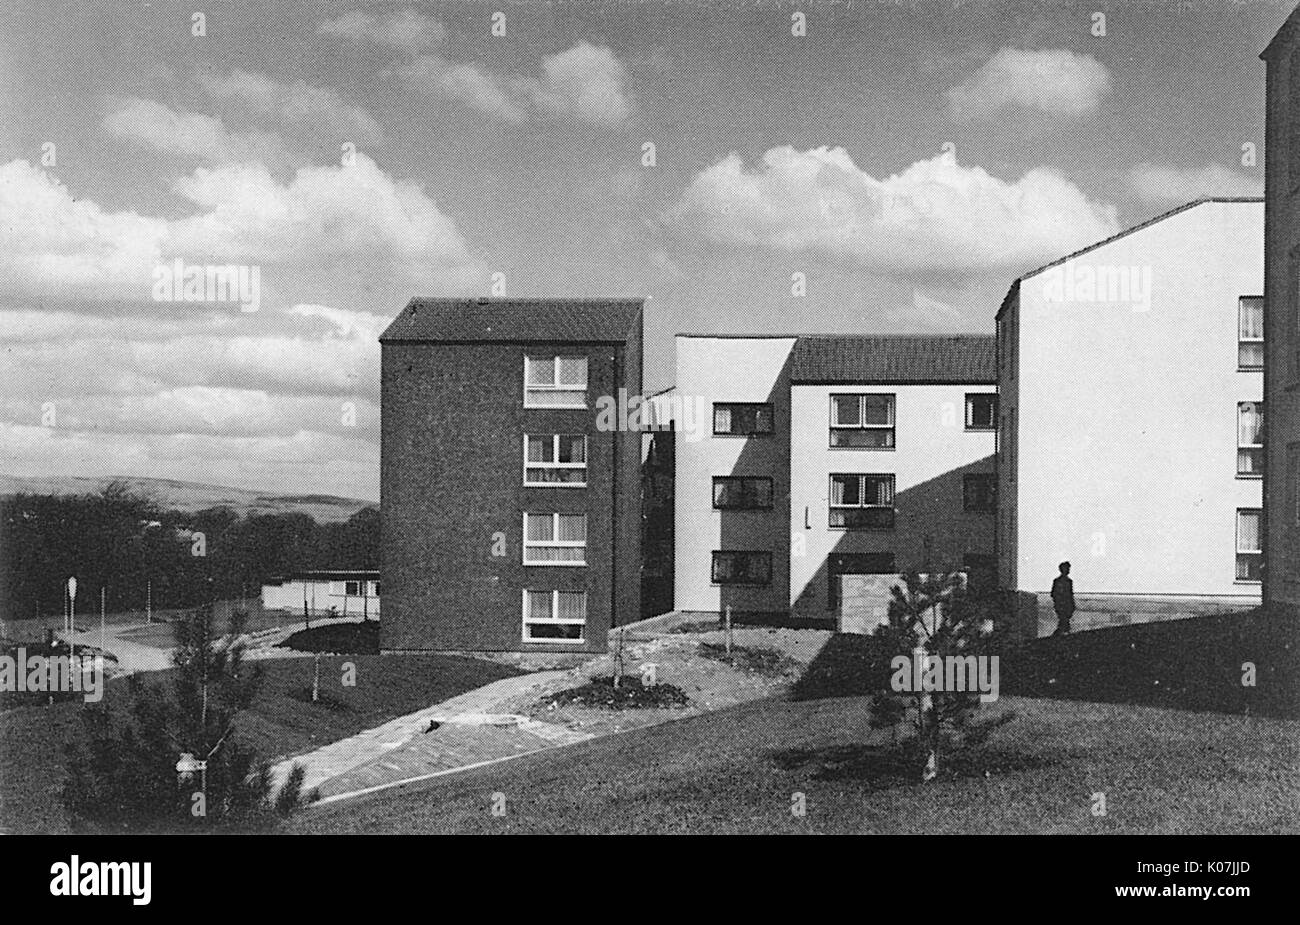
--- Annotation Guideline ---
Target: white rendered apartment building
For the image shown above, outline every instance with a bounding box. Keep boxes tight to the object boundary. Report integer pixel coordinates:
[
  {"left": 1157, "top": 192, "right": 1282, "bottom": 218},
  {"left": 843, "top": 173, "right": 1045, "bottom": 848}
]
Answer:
[
  {"left": 673, "top": 333, "right": 997, "bottom": 621},
  {"left": 996, "top": 199, "right": 1264, "bottom": 613}
]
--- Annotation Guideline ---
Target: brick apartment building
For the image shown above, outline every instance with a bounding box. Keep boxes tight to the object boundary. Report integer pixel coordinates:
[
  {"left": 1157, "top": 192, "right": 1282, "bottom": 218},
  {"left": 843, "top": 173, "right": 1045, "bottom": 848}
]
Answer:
[
  {"left": 997, "top": 199, "right": 1264, "bottom": 623},
  {"left": 379, "top": 298, "right": 643, "bottom": 652},
  {"left": 1262, "top": 5, "right": 1300, "bottom": 616},
  {"left": 672, "top": 333, "right": 997, "bottom": 623}
]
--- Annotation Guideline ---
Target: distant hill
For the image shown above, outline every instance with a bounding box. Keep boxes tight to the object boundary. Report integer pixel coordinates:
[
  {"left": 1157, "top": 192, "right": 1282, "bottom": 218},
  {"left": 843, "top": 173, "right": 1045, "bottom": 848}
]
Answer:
[{"left": 0, "top": 474, "right": 377, "bottom": 524}]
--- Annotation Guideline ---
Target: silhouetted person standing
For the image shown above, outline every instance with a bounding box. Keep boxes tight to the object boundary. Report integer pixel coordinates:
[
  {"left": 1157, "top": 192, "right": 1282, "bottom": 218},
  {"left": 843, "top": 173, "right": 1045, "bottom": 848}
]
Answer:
[{"left": 1051, "top": 561, "right": 1075, "bottom": 636}]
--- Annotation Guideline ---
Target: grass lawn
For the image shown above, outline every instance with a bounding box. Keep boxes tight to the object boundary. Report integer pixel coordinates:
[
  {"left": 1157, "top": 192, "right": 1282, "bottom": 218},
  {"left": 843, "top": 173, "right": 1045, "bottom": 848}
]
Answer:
[
  {"left": 292, "top": 692, "right": 1300, "bottom": 834},
  {"left": 0, "top": 653, "right": 521, "bottom": 833},
  {"left": 794, "top": 609, "right": 1299, "bottom": 719},
  {"left": 292, "top": 610, "right": 1300, "bottom": 834}
]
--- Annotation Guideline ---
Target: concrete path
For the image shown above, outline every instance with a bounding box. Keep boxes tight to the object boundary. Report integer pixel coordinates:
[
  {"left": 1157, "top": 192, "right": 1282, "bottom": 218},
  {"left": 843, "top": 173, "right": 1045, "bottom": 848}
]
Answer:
[
  {"left": 271, "top": 670, "right": 583, "bottom": 801},
  {"left": 60, "top": 627, "right": 173, "bottom": 674}
]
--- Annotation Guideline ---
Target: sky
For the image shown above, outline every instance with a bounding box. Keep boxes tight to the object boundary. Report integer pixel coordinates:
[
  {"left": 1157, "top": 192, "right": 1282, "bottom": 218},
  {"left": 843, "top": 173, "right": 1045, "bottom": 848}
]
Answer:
[{"left": 0, "top": 0, "right": 1290, "bottom": 501}]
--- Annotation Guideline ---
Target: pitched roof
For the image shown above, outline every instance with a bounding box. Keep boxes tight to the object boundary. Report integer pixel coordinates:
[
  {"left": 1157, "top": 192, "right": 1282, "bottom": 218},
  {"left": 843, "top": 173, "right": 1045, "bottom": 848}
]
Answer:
[
  {"left": 380, "top": 297, "right": 644, "bottom": 343},
  {"left": 996, "top": 198, "right": 1263, "bottom": 320},
  {"left": 790, "top": 335, "right": 996, "bottom": 384},
  {"left": 1262, "top": 2, "right": 1300, "bottom": 59}
]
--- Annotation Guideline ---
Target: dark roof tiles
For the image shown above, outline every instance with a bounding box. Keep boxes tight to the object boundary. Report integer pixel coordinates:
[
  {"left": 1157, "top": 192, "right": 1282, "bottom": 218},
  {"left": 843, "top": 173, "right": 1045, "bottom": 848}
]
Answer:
[
  {"left": 380, "top": 297, "right": 643, "bottom": 343},
  {"left": 790, "top": 334, "right": 996, "bottom": 383}
]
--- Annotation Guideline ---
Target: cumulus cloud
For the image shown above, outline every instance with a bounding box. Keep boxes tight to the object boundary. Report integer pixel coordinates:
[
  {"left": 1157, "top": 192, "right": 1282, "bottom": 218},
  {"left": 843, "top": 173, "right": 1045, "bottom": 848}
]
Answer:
[
  {"left": 1126, "top": 162, "right": 1263, "bottom": 204},
  {"left": 318, "top": 8, "right": 447, "bottom": 52},
  {"left": 196, "top": 70, "right": 385, "bottom": 145},
  {"left": 668, "top": 146, "right": 1119, "bottom": 275},
  {"left": 402, "top": 41, "right": 633, "bottom": 126},
  {"left": 0, "top": 159, "right": 167, "bottom": 298},
  {"left": 946, "top": 48, "right": 1111, "bottom": 120},
  {"left": 103, "top": 97, "right": 293, "bottom": 167},
  {"left": 0, "top": 154, "right": 483, "bottom": 300}
]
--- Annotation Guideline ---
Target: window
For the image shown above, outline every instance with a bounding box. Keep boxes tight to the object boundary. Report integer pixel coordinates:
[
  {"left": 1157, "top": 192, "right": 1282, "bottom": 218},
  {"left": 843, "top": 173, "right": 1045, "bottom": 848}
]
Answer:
[
  {"left": 712, "top": 476, "right": 774, "bottom": 510},
  {"left": 963, "top": 473, "right": 997, "bottom": 512},
  {"left": 713, "top": 403, "right": 774, "bottom": 436},
  {"left": 1238, "top": 297, "right": 1264, "bottom": 370},
  {"left": 965, "top": 393, "right": 997, "bottom": 430},
  {"left": 522, "top": 589, "right": 586, "bottom": 642},
  {"left": 524, "top": 435, "right": 587, "bottom": 486},
  {"left": 371, "top": 581, "right": 380, "bottom": 597},
  {"left": 523, "top": 513, "right": 587, "bottom": 565},
  {"left": 829, "top": 474, "right": 895, "bottom": 528},
  {"left": 711, "top": 551, "right": 772, "bottom": 585},
  {"left": 344, "top": 581, "right": 360, "bottom": 596},
  {"left": 830, "top": 394, "right": 895, "bottom": 448},
  {"left": 1236, "top": 509, "right": 1262, "bottom": 582},
  {"left": 524, "top": 355, "right": 587, "bottom": 407},
  {"left": 1237, "top": 402, "right": 1264, "bottom": 476}
]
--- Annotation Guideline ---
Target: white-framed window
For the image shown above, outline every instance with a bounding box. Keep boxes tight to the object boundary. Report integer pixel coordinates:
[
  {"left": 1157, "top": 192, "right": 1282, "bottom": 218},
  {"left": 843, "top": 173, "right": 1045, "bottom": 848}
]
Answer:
[
  {"left": 1238, "top": 296, "right": 1264, "bottom": 371},
  {"left": 965, "top": 393, "right": 997, "bottom": 430},
  {"left": 370, "top": 581, "right": 380, "bottom": 597},
  {"left": 1237, "top": 401, "right": 1264, "bottom": 477},
  {"left": 522, "top": 589, "right": 586, "bottom": 642},
  {"left": 523, "top": 512, "right": 587, "bottom": 565},
  {"left": 830, "top": 394, "right": 895, "bottom": 448},
  {"left": 1236, "top": 508, "right": 1262, "bottom": 582},
  {"left": 524, "top": 434, "right": 587, "bottom": 486},
  {"left": 524, "top": 355, "right": 587, "bottom": 407},
  {"left": 345, "top": 580, "right": 361, "bottom": 595},
  {"left": 829, "top": 474, "right": 895, "bottom": 528}
]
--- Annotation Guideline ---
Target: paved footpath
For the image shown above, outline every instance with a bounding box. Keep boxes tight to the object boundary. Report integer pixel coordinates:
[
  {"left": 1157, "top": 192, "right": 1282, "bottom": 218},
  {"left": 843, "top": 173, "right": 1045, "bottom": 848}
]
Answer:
[{"left": 272, "top": 670, "right": 589, "bottom": 804}]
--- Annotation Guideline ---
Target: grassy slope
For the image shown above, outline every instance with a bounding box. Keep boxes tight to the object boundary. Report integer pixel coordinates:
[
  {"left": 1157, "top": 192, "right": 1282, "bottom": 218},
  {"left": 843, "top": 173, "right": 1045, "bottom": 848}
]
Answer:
[
  {"left": 293, "top": 693, "right": 1299, "bottom": 835},
  {"left": 293, "top": 612, "right": 1300, "bottom": 834},
  {"left": 0, "top": 654, "right": 520, "bottom": 833}
]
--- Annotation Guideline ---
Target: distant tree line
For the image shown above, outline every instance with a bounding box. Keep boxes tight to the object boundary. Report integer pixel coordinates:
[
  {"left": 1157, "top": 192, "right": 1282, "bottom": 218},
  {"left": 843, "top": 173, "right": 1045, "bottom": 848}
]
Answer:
[{"left": 1, "top": 481, "right": 379, "bottom": 622}]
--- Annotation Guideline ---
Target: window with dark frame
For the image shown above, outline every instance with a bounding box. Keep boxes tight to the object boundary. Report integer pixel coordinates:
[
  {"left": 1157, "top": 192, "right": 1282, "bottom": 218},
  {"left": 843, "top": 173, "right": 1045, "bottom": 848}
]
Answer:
[
  {"left": 830, "top": 394, "right": 895, "bottom": 448},
  {"left": 965, "top": 393, "right": 997, "bottom": 430},
  {"left": 1237, "top": 402, "right": 1264, "bottom": 477},
  {"left": 711, "top": 551, "right": 772, "bottom": 585},
  {"left": 963, "top": 473, "right": 997, "bottom": 512},
  {"left": 829, "top": 473, "right": 895, "bottom": 528},
  {"left": 712, "top": 403, "right": 774, "bottom": 436},
  {"left": 1236, "top": 508, "right": 1262, "bottom": 582},
  {"left": 1238, "top": 296, "right": 1264, "bottom": 371},
  {"left": 712, "top": 476, "right": 774, "bottom": 510}
]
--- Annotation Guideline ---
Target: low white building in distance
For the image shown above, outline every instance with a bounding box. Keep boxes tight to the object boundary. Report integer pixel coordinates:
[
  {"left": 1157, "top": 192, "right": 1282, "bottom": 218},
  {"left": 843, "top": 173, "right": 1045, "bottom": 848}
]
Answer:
[{"left": 261, "top": 570, "right": 380, "bottom": 618}]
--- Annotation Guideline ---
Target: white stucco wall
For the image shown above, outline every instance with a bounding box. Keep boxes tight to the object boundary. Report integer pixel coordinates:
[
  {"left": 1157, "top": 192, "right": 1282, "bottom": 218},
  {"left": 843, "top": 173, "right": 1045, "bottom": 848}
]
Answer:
[
  {"left": 789, "top": 384, "right": 996, "bottom": 617},
  {"left": 673, "top": 336, "right": 795, "bottom": 613},
  {"left": 1009, "top": 199, "right": 1264, "bottom": 599}
]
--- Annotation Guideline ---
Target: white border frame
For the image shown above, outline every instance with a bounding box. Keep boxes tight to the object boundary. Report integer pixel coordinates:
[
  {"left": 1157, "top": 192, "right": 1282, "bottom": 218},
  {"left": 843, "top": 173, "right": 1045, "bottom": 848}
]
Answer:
[
  {"left": 524, "top": 354, "right": 588, "bottom": 409},
  {"left": 522, "top": 512, "right": 588, "bottom": 566},
  {"left": 521, "top": 589, "right": 587, "bottom": 643},
  {"left": 523, "top": 434, "right": 588, "bottom": 487}
]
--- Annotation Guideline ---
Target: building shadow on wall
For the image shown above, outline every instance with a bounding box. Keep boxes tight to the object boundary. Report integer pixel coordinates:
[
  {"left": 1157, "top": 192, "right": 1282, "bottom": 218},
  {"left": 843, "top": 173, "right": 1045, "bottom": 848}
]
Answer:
[
  {"left": 715, "top": 350, "right": 799, "bottom": 626},
  {"left": 789, "top": 454, "right": 998, "bottom": 622}
]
